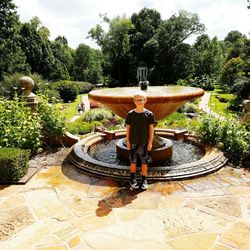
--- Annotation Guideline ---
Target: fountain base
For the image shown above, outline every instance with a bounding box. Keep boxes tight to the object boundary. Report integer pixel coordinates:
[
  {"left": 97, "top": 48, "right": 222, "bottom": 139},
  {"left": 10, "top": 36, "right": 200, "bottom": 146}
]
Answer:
[
  {"left": 116, "top": 138, "right": 173, "bottom": 163},
  {"left": 67, "top": 129, "right": 228, "bottom": 181}
]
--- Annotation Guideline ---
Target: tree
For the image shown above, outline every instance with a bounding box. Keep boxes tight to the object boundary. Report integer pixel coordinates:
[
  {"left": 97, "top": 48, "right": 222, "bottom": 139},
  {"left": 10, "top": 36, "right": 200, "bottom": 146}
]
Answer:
[
  {"left": 55, "top": 36, "right": 68, "bottom": 45},
  {"left": 19, "top": 17, "right": 65, "bottom": 80},
  {"left": 51, "top": 36, "right": 74, "bottom": 80},
  {"left": 0, "top": 0, "right": 17, "bottom": 40},
  {"left": 155, "top": 10, "right": 205, "bottom": 83},
  {"left": 0, "top": 0, "right": 30, "bottom": 80},
  {"left": 224, "top": 30, "right": 245, "bottom": 43},
  {"left": 89, "top": 15, "right": 134, "bottom": 84},
  {"left": 224, "top": 31, "right": 246, "bottom": 60},
  {"left": 130, "top": 8, "right": 161, "bottom": 73},
  {"left": 241, "top": 38, "right": 250, "bottom": 77},
  {"left": 219, "top": 57, "right": 244, "bottom": 89},
  {"left": 171, "top": 43, "right": 194, "bottom": 81},
  {"left": 193, "top": 35, "right": 224, "bottom": 77},
  {"left": 73, "top": 44, "right": 103, "bottom": 84}
]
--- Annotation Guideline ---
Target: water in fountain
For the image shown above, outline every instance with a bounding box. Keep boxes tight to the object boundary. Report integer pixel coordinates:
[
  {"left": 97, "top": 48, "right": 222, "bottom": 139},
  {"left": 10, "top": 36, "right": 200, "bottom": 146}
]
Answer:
[{"left": 89, "top": 139, "right": 204, "bottom": 166}]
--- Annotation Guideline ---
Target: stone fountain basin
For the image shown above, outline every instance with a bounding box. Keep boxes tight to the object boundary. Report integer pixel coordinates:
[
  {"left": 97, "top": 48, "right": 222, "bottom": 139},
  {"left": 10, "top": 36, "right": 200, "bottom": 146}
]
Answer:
[
  {"left": 68, "top": 129, "right": 227, "bottom": 181},
  {"left": 89, "top": 86, "right": 204, "bottom": 120}
]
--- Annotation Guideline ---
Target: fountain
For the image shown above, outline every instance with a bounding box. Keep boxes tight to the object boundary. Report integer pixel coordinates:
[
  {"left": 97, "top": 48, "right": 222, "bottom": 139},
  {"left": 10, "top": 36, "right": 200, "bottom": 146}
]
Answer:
[{"left": 68, "top": 85, "right": 227, "bottom": 181}]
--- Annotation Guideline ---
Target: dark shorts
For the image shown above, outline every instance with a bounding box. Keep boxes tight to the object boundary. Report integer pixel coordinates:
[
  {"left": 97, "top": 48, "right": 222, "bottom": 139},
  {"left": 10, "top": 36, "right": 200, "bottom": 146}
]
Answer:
[{"left": 129, "top": 144, "right": 149, "bottom": 164}]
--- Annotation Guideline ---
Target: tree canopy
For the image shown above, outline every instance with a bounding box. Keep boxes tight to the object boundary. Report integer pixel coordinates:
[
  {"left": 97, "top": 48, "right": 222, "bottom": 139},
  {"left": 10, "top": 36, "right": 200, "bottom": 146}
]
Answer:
[{"left": 0, "top": 0, "right": 249, "bottom": 103}]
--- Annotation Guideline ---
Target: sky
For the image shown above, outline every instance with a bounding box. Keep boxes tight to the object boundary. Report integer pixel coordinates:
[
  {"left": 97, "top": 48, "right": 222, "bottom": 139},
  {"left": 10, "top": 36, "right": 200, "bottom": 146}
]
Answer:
[{"left": 13, "top": 0, "right": 250, "bottom": 49}]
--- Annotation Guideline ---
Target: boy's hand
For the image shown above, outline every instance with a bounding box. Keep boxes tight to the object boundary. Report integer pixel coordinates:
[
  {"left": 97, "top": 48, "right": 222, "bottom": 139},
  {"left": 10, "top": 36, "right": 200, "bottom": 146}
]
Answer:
[
  {"left": 127, "top": 141, "right": 131, "bottom": 150},
  {"left": 147, "top": 143, "right": 152, "bottom": 151}
]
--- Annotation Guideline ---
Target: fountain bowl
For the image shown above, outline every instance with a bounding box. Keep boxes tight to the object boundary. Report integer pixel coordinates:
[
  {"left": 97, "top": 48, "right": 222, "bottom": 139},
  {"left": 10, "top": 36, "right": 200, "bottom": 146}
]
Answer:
[{"left": 89, "top": 86, "right": 204, "bottom": 120}]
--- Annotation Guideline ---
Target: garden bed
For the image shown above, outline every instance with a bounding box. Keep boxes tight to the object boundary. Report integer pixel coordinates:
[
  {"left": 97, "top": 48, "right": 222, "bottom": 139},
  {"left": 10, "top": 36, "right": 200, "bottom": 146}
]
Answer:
[{"left": 4, "top": 147, "right": 69, "bottom": 184}]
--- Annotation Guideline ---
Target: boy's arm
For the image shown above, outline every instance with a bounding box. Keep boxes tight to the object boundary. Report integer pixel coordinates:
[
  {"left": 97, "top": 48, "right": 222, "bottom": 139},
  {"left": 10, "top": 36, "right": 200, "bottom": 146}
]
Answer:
[
  {"left": 147, "top": 124, "right": 154, "bottom": 151},
  {"left": 126, "top": 124, "right": 131, "bottom": 150}
]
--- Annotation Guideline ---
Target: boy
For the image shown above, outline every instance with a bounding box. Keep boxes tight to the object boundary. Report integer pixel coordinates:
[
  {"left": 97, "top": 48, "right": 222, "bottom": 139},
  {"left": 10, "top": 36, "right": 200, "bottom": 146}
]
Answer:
[{"left": 125, "top": 91, "right": 156, "bottom": 190}]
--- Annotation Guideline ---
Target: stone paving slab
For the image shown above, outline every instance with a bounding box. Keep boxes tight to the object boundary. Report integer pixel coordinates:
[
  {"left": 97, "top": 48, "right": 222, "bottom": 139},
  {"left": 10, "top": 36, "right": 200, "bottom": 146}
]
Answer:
[{"left": 0, "top": 162, "right": 250, "bottom": 249}]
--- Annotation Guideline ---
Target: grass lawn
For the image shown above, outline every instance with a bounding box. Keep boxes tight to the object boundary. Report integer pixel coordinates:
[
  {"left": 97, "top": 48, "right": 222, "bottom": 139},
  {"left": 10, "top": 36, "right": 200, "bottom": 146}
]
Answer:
[
  {"left": 208, "top": 88, "right": 237, "bottom": 118},
  {"left": 54, "top": 94, "right": 83, "bottom": 121}
]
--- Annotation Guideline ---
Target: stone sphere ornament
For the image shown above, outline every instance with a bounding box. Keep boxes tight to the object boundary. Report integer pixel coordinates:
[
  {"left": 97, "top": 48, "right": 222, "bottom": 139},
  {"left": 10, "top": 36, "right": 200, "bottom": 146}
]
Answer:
[
  {"left": 19, "top": 76, "right": 35, "bottom": 96},
  {"left": 19, "top": 76, "right": 38, "bottom": 112}
]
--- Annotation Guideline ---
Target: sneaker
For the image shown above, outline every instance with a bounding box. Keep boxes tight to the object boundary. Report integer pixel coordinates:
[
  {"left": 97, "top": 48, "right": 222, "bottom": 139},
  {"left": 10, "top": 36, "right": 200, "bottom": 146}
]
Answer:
[
  {"left": 129, "top": 178, "right": 139, "bottom": 189},
  {"left": 141, "top": 179, "right": 148, "bottom": 190}
]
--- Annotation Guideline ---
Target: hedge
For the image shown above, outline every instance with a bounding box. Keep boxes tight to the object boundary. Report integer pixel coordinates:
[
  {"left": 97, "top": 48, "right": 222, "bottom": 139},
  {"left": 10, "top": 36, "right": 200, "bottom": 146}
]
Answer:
[{"left": 0, "top": 148, "right": 30, "bottom": 183}]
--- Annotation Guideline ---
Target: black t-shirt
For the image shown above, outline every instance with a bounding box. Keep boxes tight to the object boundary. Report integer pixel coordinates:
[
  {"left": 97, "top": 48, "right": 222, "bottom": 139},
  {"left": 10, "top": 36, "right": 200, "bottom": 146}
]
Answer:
[{"left": 125, "top": 109, "right": 156, "bottom": 145}]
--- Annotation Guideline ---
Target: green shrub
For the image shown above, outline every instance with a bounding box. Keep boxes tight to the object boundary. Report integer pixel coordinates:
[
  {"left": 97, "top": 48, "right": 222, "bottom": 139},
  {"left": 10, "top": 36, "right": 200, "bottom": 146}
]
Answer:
[
  {"left": 52, "top": 81, "right": 78, "bottom": 103},
  {"left": 66, "top": 120, "right": 102, "bottom": 135},
  {"left": 37, "top": 83, "right": 61, "bottom": 103},
  {"left": 230, "top": 77, "right": 250, "bottom": 100},
  {"left": 227, "top": 98, "right": 242, "bottom": 112},
  {"left": 177, "top": 75, "right": 215, "bottom": 91},
  {"left": 0, "top": 97, "right": 42, "bottom": 152},
  {"left": 74, "top": 81, "right": 94, "bottom": 94},
  {"left": 178, "top": 103, "right": 198, "bottom": 113},
  {"left": 112, "top": 115, "right": 124, "bottom": 126},
  {"left": 45, "top": 89, "right": 61, "bottom": 103},
  {"left": 194, "top": 74, "right": 215, "bottom": 91},
  {"left": 0, "top": 95, "right": 66, "bottom": 151},
  {"left": 217, "top": 96, "right": 230, "bottom": 103},
  {"left": 196, "top": 114, "right": 250, "bottom": 162},
  {"left": 37, "top": 95, "right": 66, "bottom": 137},
  {"left": 0, "top": 148, "right": 30, "bottom": 182},
  {"left": 52, "top": 80, "right": 94, "bottom": 96},
  {"left": 196, "top": 115, "right": 221, "bottom": 145},
  {"left": 176, "top": 79, "right": 189, "bottom": 86},
  {"left": 158, "top": 113, "right": 187, "bottom": 127},
  {"left": 101, "top": 118, "right": 111, "bottom": 127},
  {"left": 157, "top": 112, "right": 198, "bottom": 132},
  {"left": 220, "top": 123, "right": 250, "bottom": 162},
  {"left": 107, "top": 125, "right": 118, "bottom": 130},
  {"left": 83, "top": 108, "right": 113, "bottom": 122},
  {"left": 67, "top": 109, "right": 124, "bottom": 135}
]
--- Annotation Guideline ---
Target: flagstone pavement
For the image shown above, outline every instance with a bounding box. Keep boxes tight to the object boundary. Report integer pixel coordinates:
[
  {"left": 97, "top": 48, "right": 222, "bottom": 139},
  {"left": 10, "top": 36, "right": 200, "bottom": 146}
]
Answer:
[{"left": 0, "top": 148, "right": 250, "bottom": 250}]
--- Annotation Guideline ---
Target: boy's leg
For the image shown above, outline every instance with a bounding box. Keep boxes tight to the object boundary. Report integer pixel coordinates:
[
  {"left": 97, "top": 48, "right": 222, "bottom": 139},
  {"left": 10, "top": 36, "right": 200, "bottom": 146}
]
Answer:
[
  {"left": 130, "top": 145, "right": 137, "bottom": 177},
  {"left": 141, "top": 163, "right": 148, "bottom": 190},
  {"left": 129, "top": 146, "right": 139, "bottom": 189},
  {"left": 141, "top": 163, "right": 148, "bottom": 176},
  {"left": 136, "top": 144, "right": 149, "bottom": 189},
  {"left": 129, "top": 163, "right": 139, "bottom": 189},
  {"left": 130, "top": 163, "right": 136, "bottom": 180}
]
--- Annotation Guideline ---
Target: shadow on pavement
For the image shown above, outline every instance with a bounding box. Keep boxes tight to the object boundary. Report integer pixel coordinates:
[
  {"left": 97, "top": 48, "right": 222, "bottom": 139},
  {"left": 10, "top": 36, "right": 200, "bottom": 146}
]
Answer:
[{"left": 96, "top": 187, "right": 144, "bottom": 217}]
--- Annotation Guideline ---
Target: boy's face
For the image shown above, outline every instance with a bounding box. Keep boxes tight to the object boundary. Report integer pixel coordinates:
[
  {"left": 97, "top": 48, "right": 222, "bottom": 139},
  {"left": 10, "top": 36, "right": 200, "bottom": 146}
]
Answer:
[{"left": 133, "top": 96, "right": 147, "bottom": 107}]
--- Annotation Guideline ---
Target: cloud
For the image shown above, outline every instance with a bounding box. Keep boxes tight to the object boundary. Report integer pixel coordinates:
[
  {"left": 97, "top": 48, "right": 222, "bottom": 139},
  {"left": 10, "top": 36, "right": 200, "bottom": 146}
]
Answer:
[{"left": 14, "top": 0, "right": 250, "bottom": 49}]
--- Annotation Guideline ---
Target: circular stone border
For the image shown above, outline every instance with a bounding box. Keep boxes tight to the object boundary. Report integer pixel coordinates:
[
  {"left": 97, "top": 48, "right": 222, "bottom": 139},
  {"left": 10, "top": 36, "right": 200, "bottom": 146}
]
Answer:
[{"left": 67, "top": 129, "right": 228, "bottom": 181}]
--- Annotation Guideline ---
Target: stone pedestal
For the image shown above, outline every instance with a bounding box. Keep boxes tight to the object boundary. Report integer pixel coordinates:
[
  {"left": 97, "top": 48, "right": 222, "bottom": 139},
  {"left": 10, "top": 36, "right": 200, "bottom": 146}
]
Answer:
[
  {"left": 25, "top": 93, "right": 38, "bottom": 113},
  {"left": 116, "top": 136, "right": 173, "bottom": 164}
]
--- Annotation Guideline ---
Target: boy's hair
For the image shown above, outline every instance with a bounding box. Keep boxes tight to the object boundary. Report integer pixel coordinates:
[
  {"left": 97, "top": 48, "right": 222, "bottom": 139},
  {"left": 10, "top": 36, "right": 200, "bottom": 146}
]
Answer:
[{"left": 133, "top": 90, "right": 147, "bottom": 100}]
